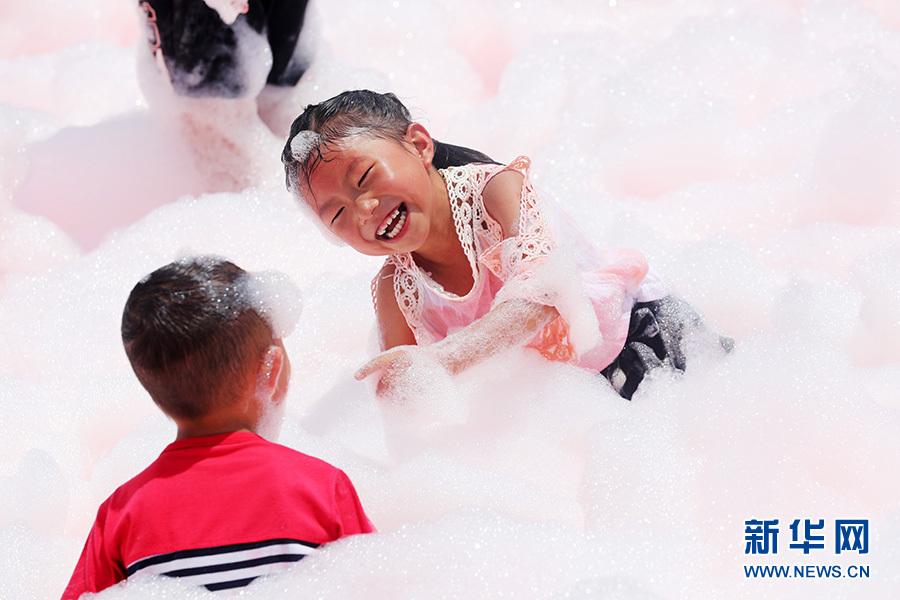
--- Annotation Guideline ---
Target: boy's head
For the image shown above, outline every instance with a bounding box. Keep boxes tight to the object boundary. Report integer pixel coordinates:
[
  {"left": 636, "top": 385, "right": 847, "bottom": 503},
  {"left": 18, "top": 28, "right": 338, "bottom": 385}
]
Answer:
[{"left": 121, "top": 257, "right": 288, "bottom": 423}]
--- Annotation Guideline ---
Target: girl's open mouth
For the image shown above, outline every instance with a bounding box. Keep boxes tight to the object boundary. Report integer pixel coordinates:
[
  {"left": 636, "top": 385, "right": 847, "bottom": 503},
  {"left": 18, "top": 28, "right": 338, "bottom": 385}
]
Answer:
[{"left": 376, "top": 203, "right": 408, "bottom": 240}]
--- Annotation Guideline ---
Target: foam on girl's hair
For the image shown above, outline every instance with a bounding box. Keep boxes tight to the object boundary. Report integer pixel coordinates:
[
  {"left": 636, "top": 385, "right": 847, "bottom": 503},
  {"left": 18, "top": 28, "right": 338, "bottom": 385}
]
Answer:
[
  {"left": 288, "top": 130, "right": 323, "bottom": 168},
  {"left": 284, "top": 126, "right": 377, "bottom": 246}
]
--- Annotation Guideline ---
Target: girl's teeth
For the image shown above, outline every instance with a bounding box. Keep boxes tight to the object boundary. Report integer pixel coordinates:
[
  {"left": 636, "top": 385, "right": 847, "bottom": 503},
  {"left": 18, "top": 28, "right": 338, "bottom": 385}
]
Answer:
[
  {"left": 385, "top": 213, "right": 406, "bottom": 239},
  {"left": 377, "top": 207, "right": 401, "bottom": 236},
  {"left": 378, "top": 205, "right": 406, "bottom": 239}
]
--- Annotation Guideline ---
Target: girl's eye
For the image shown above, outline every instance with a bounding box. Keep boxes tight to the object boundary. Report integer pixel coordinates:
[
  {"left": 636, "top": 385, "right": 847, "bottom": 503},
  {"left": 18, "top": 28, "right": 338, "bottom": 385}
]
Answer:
[
  {"left": 331, "top": 206, "right": 344, "bottom": 225},
  {"left": 358, "top": 165, "right": 373, "bottom": 187}
]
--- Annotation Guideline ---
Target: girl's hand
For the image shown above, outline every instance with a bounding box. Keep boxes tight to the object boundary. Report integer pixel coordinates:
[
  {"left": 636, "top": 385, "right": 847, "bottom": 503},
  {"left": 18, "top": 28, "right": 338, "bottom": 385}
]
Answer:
[
  {"left": 355, "top": 346, "right": 421, "bottom": 397},
  {"left": 355, "top": 347, "right": 409, "bottom": 380},
  {"left": 358, "top": 346, "right": 468, "bottom": 432},
  {"left": 354, "top": 346, "right": 411, "bottom": 381}
]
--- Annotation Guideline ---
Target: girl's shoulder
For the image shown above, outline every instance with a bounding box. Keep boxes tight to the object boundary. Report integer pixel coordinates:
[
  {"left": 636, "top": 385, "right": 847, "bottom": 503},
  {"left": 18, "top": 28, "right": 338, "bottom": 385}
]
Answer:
[
  {"left": 481, "top": 156, "right": 533, "bottom": 238},
  {"left": 482, "top": 169, "right": 525, "bottom": 236}
]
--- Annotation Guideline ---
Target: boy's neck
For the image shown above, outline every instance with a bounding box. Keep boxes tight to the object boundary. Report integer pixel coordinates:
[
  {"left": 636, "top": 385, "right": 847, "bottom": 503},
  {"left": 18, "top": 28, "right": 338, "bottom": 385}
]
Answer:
[
  {"left": 174, "top": 406, "right": 257, "bottom": 440},
  {"left": 176, "top": 425, "right": 253, "bottom": 441}
]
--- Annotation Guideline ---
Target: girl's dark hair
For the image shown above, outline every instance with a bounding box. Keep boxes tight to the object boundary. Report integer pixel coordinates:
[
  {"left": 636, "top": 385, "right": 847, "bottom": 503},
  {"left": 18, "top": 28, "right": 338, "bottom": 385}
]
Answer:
[{"left": 281, "top": 89, "right": 498, "bottom": 198}]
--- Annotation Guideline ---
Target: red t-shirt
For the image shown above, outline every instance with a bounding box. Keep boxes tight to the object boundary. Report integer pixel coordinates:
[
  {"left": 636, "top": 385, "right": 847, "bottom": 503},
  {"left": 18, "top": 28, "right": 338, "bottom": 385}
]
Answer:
[{"left": 62, "top": 432, "right": 374, "bottom": 598}]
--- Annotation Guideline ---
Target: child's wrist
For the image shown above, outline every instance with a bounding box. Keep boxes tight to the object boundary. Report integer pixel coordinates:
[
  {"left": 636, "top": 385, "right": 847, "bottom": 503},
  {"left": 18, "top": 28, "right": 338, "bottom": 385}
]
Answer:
[{"left": 425, "top": 340, "right": 464, "bottom": 375}]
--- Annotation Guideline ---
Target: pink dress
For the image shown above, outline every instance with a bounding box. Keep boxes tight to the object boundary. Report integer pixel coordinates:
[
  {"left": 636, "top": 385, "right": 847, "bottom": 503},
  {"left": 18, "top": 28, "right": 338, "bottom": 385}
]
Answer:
[{"left": 375, "top": 156, "right": 668, "bottom": 373}]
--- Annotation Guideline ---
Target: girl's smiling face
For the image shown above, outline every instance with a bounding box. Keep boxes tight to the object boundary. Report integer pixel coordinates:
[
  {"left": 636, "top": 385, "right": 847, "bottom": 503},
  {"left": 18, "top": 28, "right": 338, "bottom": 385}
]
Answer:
[{"left": 300, "top": 124, "right": 441, "bottom": 257}]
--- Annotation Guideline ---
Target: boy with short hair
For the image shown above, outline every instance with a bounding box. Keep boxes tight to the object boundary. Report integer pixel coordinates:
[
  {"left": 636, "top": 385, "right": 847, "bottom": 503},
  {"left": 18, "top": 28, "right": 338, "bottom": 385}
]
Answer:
[{"left": 62, "top": 257, "right": 373, "bottom": 599}]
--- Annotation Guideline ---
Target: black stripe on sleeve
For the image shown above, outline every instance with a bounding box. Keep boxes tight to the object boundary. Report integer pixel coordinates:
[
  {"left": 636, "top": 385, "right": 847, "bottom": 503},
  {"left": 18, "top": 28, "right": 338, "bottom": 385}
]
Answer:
[
  {"left": 163, "top": 552, "right": 307, "bottom": 577},
  {"left": 126, "top": 538, "right": 319, "bottom": 577}
]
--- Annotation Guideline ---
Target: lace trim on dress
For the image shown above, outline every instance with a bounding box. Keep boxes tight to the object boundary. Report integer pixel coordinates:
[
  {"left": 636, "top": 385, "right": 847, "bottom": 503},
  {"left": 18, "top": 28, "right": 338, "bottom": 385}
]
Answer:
[
  {"left": 441, "top": 165, "right": 481, "bottom": 286},
  {"left": 390, "top": 253, "right": 434, "bottom": 344}
]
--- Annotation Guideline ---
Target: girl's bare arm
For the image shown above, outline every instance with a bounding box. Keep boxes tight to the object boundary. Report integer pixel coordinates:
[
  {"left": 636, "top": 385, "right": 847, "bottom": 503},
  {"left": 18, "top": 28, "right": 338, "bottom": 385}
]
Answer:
[
  {"left": 431, "top": 299, "right": 558, "bottom": 373},
  {"left": 374, "top": 262, "right": 417, "bottom": 350},
  {"left": 356, "top": 297, "right": 557, "bottom": 384}
]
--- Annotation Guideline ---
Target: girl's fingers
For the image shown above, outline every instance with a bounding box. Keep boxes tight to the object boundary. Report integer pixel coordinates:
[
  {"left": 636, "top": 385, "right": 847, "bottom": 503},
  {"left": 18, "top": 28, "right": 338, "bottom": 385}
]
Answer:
[{"left": 354, "top": 352, "right": 399, "bottom": 380}]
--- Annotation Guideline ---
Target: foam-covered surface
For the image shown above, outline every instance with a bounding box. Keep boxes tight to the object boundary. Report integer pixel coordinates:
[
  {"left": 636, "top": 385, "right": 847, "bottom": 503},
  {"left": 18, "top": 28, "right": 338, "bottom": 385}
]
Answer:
[{"left": 1, "top": 0, "right": 899, "bottom": 598}]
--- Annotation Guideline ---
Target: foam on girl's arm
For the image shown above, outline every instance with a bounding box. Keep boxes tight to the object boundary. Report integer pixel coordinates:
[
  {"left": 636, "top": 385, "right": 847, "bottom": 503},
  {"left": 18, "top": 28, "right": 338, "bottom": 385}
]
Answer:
[
  {"left": 355, "top": 298, "right": 558, "bottom": 397},
  {"left": 491, "top": 249, "right": 607, "bottom": 358},
  {"left": 480, "top": 157, "right": 608, "bottom": 361},
  {"left": 427, "top": 299, "right": 559, "bottom": 374}
]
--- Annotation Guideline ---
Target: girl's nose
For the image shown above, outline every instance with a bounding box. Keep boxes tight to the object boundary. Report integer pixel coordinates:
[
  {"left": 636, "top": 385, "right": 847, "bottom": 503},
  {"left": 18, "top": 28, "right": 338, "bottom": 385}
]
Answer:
[{"left": 357, "top": 195, "right": 379, "bottom": 222}]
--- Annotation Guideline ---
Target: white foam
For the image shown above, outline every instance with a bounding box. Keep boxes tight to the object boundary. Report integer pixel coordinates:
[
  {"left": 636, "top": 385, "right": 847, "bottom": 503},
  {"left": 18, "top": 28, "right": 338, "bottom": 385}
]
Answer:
[
  {"left": 242, "top": 269, "right": 303, "bottom": 338},
  {"left": 2, "top": 1, "right": 900, "bottom": 599},
  {"left": 288, "top": 130, "right": 323, "bottom": 167}
]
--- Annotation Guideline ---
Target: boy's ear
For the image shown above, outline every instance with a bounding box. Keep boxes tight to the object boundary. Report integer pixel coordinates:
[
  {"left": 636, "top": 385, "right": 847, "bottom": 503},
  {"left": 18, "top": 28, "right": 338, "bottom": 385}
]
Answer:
[
  {"left": 406, "top": 123, "right": 435, "bottom": 168},
  {"left": 256, "top": 344, "right": 285, "bottom": 398}
]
